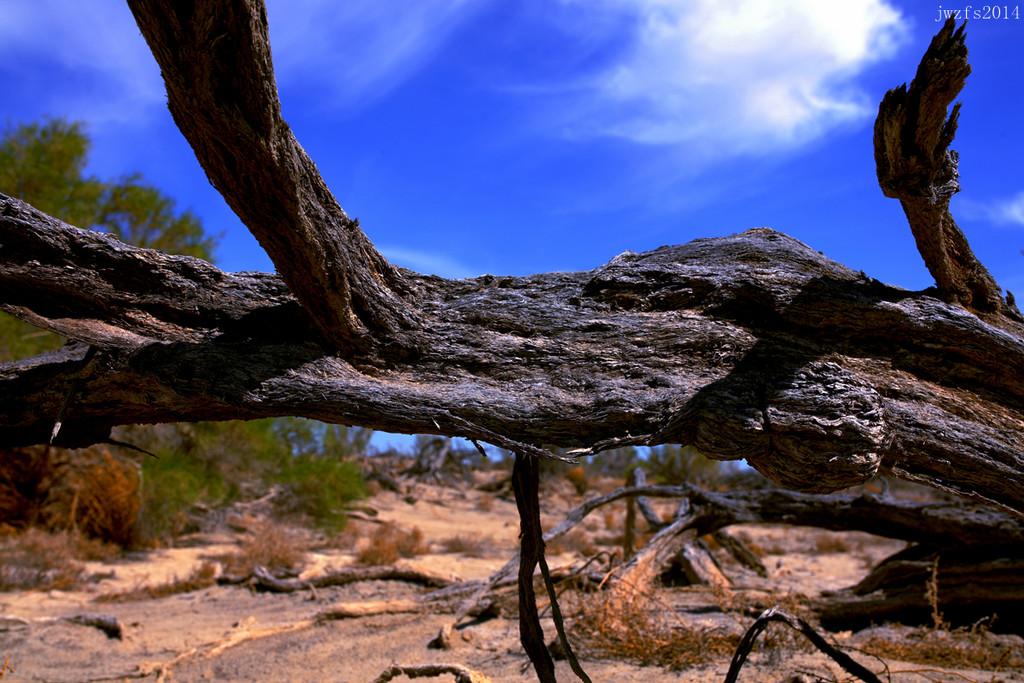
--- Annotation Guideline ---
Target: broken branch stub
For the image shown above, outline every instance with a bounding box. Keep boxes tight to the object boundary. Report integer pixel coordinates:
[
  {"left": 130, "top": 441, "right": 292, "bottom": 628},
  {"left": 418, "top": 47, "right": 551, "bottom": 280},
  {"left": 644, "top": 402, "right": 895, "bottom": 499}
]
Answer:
[{"left": 874, "top": 18, "right": 1016, "bottom": 317}]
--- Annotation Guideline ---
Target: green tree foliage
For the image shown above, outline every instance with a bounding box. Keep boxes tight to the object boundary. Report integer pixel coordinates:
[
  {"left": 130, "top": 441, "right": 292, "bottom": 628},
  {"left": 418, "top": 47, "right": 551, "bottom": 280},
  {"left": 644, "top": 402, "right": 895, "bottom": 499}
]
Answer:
[
  {"left": 1, "top": 120, "right": 368, "bottom": 544},
  {"left": 132, "top": 419, "right": 369, "bottom": 541},
  {"left": 0, "top": 118, "right": 216, "bottom": 361}
]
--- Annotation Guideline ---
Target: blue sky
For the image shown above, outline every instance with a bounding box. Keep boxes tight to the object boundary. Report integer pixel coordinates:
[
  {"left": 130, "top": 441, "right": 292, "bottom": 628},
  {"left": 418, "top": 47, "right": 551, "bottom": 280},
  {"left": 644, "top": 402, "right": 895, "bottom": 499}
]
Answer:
[{"left": 1, "top": 1, "right": 1022, "bottom": 451}]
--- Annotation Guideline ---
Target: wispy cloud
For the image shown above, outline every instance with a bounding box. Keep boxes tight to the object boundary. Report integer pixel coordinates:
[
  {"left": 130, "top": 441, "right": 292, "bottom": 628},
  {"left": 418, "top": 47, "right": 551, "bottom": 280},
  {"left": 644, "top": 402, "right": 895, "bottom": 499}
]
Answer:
[
  {"left": 0, "top": 1, "right": 161, "bottom": 125},
  {"left": 379, "top": 245, "right": 479, "bottom": 278},
  {"left": 0, "top": 1, "right": 484, "bottom": 127},
  {"left": 958, "top": 192, "right": 1024, "bottom": 227},
  {"left": 265, "top": 0, "right": 485, "bottom": 108},
  {"left": 550, "top": 0, "right": 907, "bottom": 157}
]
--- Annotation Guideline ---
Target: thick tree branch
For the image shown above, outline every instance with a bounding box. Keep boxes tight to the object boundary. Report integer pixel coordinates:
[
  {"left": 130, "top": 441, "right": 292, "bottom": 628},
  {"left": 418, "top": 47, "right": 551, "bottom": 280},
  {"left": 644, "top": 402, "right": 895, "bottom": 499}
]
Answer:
[
  {"left": 2, "top": 193, "right": 1023, "bottom": 509},
  {"left": 3, "top": 17, "right": 1024, "bottom": 513},
  {"left": 874, "top": 19, "right": 1018, "bottom": 318},
  {"left": 126, "top": 0, "right": 420, "bottom": 351}
]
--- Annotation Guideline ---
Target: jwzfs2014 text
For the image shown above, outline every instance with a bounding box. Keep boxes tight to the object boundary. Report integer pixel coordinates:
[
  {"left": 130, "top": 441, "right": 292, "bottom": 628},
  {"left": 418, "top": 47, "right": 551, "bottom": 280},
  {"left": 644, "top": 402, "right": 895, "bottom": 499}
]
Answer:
[{"left": 936, "top": 5, "right": 1021, "bottom": 20}]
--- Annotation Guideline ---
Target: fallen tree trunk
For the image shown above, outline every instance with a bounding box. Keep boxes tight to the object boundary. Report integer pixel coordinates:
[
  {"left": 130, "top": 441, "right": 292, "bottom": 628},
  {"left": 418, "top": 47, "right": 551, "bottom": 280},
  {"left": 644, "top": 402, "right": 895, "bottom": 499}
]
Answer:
[
  {"left": 4, "top": 199, "right": 1022, "bottom": 510},
  {"left": 818, "top": 545, "right": 1024, "bottom": 633},
  {"left": 245, "top": 564, "right": 455, "bottom": 593},
  {"left": 601, "top": 485, "right": 1024, "bottom": 633}
]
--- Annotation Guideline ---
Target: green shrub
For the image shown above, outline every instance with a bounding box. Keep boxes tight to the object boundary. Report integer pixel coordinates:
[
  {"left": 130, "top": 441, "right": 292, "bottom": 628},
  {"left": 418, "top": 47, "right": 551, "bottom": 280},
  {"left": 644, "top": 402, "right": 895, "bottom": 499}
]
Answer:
[
  {"left": 646, "top": 444, "right": 728, "bottom": 486},
  {"left": 273, "top": 455, "right": 365, "bottom": 532},
  {"left": 138, "top": 449, "right": 231, "bottom": 543}
]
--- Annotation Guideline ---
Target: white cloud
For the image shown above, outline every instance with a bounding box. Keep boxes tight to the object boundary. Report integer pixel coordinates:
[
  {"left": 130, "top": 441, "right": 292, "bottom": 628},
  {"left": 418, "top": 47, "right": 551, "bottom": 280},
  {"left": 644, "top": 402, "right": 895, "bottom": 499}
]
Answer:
[
  {"left": 555, "top": 0, "right": 907, "bottom": 155},
  {"left": 379, "top": 245, "right": 479, "bottom": 278},
  {"left": 958, "top": 192, "right": 1024, "bottom": 227},
  {"left": 989, "top": 193, "right": 1024, "bottom": 226},
  {"left": 265, "top": 0, "right": 484, "bottom": 107},
  {"left": 0, "top": 1, "right": 162, "bottom": 125}
]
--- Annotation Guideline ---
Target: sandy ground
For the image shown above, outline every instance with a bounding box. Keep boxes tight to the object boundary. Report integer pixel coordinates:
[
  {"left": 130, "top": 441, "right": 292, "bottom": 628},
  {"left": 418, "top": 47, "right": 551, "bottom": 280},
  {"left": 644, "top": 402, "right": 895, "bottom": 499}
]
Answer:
[{"left": 1, "top": 479, "right": 1021, "bottom": 683}]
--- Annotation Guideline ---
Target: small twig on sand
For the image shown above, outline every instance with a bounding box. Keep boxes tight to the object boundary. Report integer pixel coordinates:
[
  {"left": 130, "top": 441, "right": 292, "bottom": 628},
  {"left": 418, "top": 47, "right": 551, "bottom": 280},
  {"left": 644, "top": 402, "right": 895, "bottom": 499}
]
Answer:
[{"left": 372, "top": 663, "right": 493, "bottom": 683}]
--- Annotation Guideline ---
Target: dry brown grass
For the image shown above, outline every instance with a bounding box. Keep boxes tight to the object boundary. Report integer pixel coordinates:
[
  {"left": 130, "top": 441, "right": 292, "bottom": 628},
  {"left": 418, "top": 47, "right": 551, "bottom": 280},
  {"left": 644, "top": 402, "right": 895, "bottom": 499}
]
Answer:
[
  {"left": 0, "top": 654, "right": 13, "bottom": 679},
  {"left": 601, "top": 508, "right": 619, "bottom": 530},
  {"left": 57, "top": 448, "right": 140, "bottom": 547},
  {"left": 355, "top": 523, "right": 427, "bottom": 565},
  {"left": 570, "top": 590, "right": 739, "bottom": 670},
  {"left": 439, "top": 535, "right": 492, "bottom": 558},
  {"left": 475, "top": 494, "right": 495, "bottom": 512},
  {"left": 95, "top": 561, "right": 218, "bottom": 603},
  {"left": 218, "top": 521, "right": 306, "bottom": 576},
  {"left": 862, "top": 629, "right": 1024, "bottom": 672},
  {"left": 547, "top": 528, "right": 598, "bottom": 557},
  {"left": 0, "top": 446, "right": 141, "bottom": 547},
  {"left": 565, "top": 465, "right": 588, "bottom": 496},
  {"left": 0, "top": 529, "right": 118, "bottom": 591},
  {"left": 812, "top": 532, "right": 850, "bottom": 554}
]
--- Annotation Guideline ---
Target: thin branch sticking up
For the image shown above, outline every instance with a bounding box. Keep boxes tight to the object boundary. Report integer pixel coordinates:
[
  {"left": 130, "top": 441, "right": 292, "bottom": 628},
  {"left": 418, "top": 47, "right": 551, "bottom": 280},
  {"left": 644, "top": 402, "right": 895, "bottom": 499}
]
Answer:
[
  {"left": 874, "top": 18, "right": 1019, "bottom": 319},
  {"left": 724, "top": 607, "right": 882, "bottom": 683}
]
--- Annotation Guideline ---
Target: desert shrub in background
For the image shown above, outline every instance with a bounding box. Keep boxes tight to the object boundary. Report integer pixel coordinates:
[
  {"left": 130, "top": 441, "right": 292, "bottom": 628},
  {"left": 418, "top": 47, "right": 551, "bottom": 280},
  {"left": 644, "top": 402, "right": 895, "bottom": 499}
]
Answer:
[
  {"left": 272, "top": 454, "right": 365, "bottom": 532},
  {"left": 218, "top": 521, "right": 306, "bottom": 576},
  {"left": 138, "top": 448, "right": 233, "bottom": 543},
  {"left": 133, "top": 418, "right": 368, "bottom": 542},
  {"left": 0, "top": 446, "right": 139, "bottom": 546},
  {"left": 356, "top": 523, "right": 427, "bottom": 565},
  {"left": 440, "top": 534, "right": 492, "bottom": 558},
  {"left": 0, "top": 529, "right": 116, "bottom": 591},
  {"left": 0, "top": 447, "right": 50, "bottom": 530},
  {"left": 582, "top": 446, "right": 640, "bottom": 478},
  {"left": 548, "top": 528, "right": 598, "bottom": 557},
  {"left": 43, "top": 448, "right": 140, "bottom": 547},
  {"left": 646, "top": 444, "right": 731, "bottom": 487},
  {"left": 565, "top": 465, "right": 588, "bottom": 495}
]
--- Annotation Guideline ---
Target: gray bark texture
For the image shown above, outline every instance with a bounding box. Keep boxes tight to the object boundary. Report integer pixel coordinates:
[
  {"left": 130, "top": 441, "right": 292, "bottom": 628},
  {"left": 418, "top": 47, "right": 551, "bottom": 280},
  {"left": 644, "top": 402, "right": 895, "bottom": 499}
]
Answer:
[{"left": 1, "top": 10, "right": 1022, "bottom": 511}]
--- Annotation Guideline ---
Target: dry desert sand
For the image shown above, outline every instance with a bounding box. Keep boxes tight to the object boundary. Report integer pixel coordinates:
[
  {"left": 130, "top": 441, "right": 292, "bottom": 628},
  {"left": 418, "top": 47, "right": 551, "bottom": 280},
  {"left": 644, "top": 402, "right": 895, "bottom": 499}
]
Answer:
[{"left": 2, "top": 476, "right": 1022, "bottom": 683}]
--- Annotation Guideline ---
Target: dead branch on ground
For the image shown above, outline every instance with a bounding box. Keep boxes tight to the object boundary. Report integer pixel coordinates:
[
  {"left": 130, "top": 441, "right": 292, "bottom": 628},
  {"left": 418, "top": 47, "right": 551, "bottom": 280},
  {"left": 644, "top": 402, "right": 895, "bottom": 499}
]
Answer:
[
  {"left": 372, "top": 663, "right": 493, "bottom": 683},
  {"left": 725, "top": 607, "right": 882, "bottom": 683}
]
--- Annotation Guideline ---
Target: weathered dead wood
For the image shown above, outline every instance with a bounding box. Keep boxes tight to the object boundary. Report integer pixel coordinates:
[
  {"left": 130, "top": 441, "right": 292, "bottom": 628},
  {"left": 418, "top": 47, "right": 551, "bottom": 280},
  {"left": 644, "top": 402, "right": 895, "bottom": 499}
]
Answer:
[
  {"left": 0, "top": 613, "right": 124, "bottom": 640},
  {"left": 670, "top": 538, "right": 730, "bottom": 589},
  {"left": 316, "top": 599, "right": 424, "bottom": 621},
  {"left": 623, "top": 471, "right": 638, "bottom": 559},
  {"left": 64, "top": 613, "right": 124, "bottom": 640},
  {"left": 2, "top": 14, "right": 1024, "bottom": 678},
  {"left": 511, "top": 454, "right": 557, "bottom": 683},
  {"left": 713, "top": 529, "right": 768, "bottom": 578},
  {"left": 1, "top": 5, "right": 1022, "bottom": 522},
  {"left": 875, "top": 19, "right": 1019, "bottom": 319},
  {"left": 127, "top": 0, "right": 419, "bottom": 351},
  {"left": 246, "top": 563, "right": 454, "bottom": 593},
  {"left": 372, "top": 664, "right": 493, "bottom": 683},
  {"left": 3, "top": 193, "right": 1024, "bottom": 508},
  {"left": 818, "top": 545, "right": 1024, "bottom": 633},
  {"left": 433, "top": 482, "right": 1024, "bottom": 627},
  {"left": 725, "top": 607, "right": 882, "bottom": 683},
  {"left": 628, "top": 468, "right": 664, "bottom": 529}
]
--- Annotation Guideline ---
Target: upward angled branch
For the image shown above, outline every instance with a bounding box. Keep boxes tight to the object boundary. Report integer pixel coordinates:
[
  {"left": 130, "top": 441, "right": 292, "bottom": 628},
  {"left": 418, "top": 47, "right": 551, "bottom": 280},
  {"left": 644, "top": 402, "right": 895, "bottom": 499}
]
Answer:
[
  {"left": 874, "top": 19, "right": 1017, "bottom": 319},
  {"left": 127, "top": 1, "right": 420, "bottom": 351}
]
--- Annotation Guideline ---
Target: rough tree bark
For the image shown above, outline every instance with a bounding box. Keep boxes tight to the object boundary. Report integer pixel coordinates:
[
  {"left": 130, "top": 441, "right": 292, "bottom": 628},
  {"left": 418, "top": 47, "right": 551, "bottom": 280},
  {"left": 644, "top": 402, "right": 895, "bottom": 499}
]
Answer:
[{"left": 1, "top": 12, "right": 1022, "bottom": 512}]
